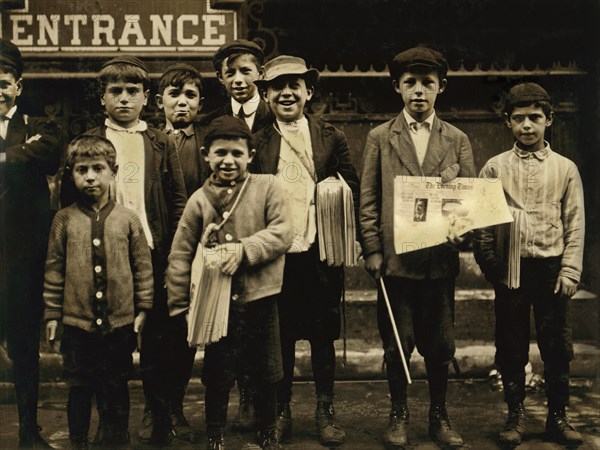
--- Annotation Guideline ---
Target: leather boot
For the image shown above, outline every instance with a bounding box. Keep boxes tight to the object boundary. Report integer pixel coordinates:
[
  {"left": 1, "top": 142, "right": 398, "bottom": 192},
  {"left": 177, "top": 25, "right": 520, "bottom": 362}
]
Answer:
[
  {"left": 315, "top": 401, "right": 345, "bottom": 446},
  {"left": 498, "top": 402, "right": 526, "bottom": 447},
  {"left": 207, "top": 427, "right": 226, "bottom": 450},
  {"left": 137, "top": 405, "right": 153, "bottom": 443},
  {"left": 258, "top": 427, "right": 283, "bottom": 450},
  {"left": 545, "top": 407, "right": 583, "bottom": 446},
  {"left": 383, "top": 403, "right": 409, "bottom": 449},
  {"left": 170, "top": 408, "right": 200, "bottom": 443},
  {"left": 275, "top": 403, "right": 292, "bottom": 442},
  {"left": 428, "top": 404, "right": 463, "bottom": 448},
  {"left": 233, "top": 387, "right": 256, "bottom": 431},
  {"left": 70, "top": 436, "right": 90, "bottom": 450},
  {"left": 18, "top": 425, "right": 53, "bottom": 449}
]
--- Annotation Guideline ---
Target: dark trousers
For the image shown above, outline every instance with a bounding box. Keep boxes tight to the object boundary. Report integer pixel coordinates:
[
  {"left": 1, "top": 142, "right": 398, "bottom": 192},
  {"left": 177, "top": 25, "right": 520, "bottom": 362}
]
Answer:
[
  {"left": 378, "top": 276, "right": 456, "bottom": 406},
  {"left": 8, "top": 322, "right": 41, "bottom": 436},
  {"left": 165, "top": 314, "right": 197, "bottom": 414},
  {"left": 202, "top": 296, "right": 282, "bottom": 433},
  {"left": 494, "top": 257, "right": 574, "bottom": 409}
]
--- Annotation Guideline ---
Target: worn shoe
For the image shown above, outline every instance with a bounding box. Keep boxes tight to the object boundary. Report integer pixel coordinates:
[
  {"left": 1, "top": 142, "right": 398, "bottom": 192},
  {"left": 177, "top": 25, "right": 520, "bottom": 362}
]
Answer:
[
  {"left": 258, "top": 428, "right": 283, "bottom": 450},
  {"left": 275, "top": 403, "right": 292, "bottom": 442},
  {"left": 546, "top": 408, "right": 583, "bottom": 446},
  {"left": 207, "top": 434, "right": 225, "bottom": 450},
  {"left": 384, "top": 404, "right": 409, "bottom": 449},
  {"left": 428, "top": 404, "right": 463, "bottom": 448},
  {"left": 315, "top": 401, "right": 345, "bottom": 446},
  {"left": 18, "top": 426, "right": 54, "bottom": 449},
  {"left": 233, "top": 388, "right": 256, "bottom": 431},
  {"left": 171, "top": 409, "right": 200, "bottom": 443},
  {"left": 499, "top": 402, "right": 526, "bottom": 447},
  {"left": 137, "top": 406, "right": 153, "bottom": 443}
]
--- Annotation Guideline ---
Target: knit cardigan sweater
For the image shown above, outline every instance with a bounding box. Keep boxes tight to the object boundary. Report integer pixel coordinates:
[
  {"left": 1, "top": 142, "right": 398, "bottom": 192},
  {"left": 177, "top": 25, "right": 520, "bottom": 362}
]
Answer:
[
  {"left": 167, "top": 174, "right": 293, "bottom": 316},
  {"left": 44, "top": 201, "right": 154, "bottom": 331}
]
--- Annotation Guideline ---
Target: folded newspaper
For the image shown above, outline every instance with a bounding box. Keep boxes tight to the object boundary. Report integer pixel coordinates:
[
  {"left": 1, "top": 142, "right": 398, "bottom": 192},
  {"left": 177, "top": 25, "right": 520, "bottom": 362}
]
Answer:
[
  {"left": 316, "top": 174, "right": 358, "bottom": 266},
  {"left": 393, "top": 176, "right": 513, "bottom": 254},
  {"left": 188, "top": 244, "right": 232, "bottom": 346}
]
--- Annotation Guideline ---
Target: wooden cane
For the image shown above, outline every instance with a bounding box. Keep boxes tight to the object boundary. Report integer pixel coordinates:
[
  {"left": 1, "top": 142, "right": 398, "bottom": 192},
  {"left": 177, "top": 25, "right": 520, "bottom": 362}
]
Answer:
[{"left": 380, "top": 277, "right": 412, "bottom": 384}]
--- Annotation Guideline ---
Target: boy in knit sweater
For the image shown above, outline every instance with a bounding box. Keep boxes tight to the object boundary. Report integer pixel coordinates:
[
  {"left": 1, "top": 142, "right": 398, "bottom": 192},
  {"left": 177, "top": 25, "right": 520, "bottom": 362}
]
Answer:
[
  {"left": 167, "top": 116, "right": 293, "bottom": 450},
  {"left": 44, "top": 135, "right": 153, "bottom": 449}
]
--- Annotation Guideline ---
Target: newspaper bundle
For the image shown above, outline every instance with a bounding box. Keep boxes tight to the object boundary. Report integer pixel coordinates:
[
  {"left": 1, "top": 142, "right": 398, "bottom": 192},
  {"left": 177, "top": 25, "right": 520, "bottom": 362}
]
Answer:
[
  {"left": 393, "top": 176, "right": 513, "bottom": 254},
  {"left": 316, "top": 174, "right": 358, "bottom": 266},
  {"left": 187, "top": 244, "right": 233, "bottom": 346}
]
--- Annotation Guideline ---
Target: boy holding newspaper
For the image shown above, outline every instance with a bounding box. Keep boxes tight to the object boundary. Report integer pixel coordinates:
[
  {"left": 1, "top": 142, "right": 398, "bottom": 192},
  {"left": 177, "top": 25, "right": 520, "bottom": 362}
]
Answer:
[{"left": 167, "top": 116, "right": 293, "bottom": 450}]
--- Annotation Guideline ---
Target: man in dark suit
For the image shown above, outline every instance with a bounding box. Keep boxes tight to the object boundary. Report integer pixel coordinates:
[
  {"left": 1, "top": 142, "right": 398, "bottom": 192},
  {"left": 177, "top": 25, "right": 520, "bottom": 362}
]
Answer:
[
  {"left": 0, "top": 38, "right": 60, "bottom": 448},
  {"left": 252, "top": 55, "right": 360, "bottom": 447}
]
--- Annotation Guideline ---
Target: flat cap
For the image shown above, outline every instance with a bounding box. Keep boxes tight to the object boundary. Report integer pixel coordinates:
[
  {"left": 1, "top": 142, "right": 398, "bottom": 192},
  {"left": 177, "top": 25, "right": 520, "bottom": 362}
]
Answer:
[
  {"left": 203, "top": 116, "right": 254, "bottom": 147},
  {"left": 160, "top": 63, "right": 202, "bottom": 80},
  {"left": 254, "top": 55, "right": 319, "bottom": 89},
  {"left": 506, "top": 82, "right": 551, "bottom": 105},
  {"left": 101, "top": 56, "right": 148, "bottom": 72},
  {"left": 0, "top": 38, "right": 23, "bottom": 77},
  {"left": 389, "top": 46, "right": 448, "bottom": 79},
  {"left": 213, "top": 39, "right": 264, "bottom": 71}
]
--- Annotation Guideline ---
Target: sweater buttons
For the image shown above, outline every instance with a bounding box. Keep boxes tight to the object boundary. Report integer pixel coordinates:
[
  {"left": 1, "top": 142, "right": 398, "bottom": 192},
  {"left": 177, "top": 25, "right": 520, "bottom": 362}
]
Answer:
[
  {"left": 225, "top": 233, "right": 233, "bottom": 241},
  {"left": 94, "top": 266, "right": 102, "bottom": 273},
  {"left": 93, "top": 238, "right": 101, "bottom": 246},
  {"left": 223, "top": 211, "right": 230, "bottom": 219},
  {"left": 227, "top": 188, "right": 233, "bottom": 194},
  {"left": 96, "top": 318, "right": 103, "bottom": 326},
  {"left": 96, "top": 291, "right": 103, "bottom": 299}
]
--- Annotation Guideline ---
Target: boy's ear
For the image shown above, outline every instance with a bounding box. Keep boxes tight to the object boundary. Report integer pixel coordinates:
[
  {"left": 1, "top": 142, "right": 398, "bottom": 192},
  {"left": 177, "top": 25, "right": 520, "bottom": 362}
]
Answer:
[
  {"left": 248, "top": 148, "right": 256, "bottom": 163},
  {"left": 15, "top": 78, "right": 23, "bottom": 97},
  {"left": 546, "top": 111, "right": 554, "bottom": 127},
  {"left": 112, "top": 164, "right": 119, "bottom": 177},
  {"left": 260, "top": 87, "right": 269, "bottom": 102},
  {"left": 155, "top": 94, "right": 164, "bottom": 110},
  {"left": 438, "top": 78, "right": 447, "bottom": 94},
  {"left": 306, "top": 85, "right": 314, "bottom": 102},
  {"left": 392, "top": 79, "right": 401, "bottom": 95},
  {"left": 200, "top": 146, "right": 209, "bottom": 160},
  {"left": 504, "top": 113, "right": 512, "bottom": 128},
  {"left": 142, "top": 89, "right": 149, "bottom": 107}
]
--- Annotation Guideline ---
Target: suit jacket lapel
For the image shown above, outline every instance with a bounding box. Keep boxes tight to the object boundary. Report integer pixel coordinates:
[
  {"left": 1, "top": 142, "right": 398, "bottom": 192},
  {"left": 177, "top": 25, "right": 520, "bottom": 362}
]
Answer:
[
  {"left": 421, "top": 116, "right": 446, "bottom": 175},
  {"left": 389, "top": 115, "right": 422, "bottom": 176},
  {"left": 307, "top": 116, "right": 329, "bottom": 181},
  {"left": 143, "top": 130, "right": 159, "bottom": 201},
  {"left": 252, "top": 100, "right": 273, "bottom": 132},
  {"left": 256, "top": 125, "right": 281, "bottom": 175},
  {"left": 5, "top": 113, "right": 27, "bottom": 148}
]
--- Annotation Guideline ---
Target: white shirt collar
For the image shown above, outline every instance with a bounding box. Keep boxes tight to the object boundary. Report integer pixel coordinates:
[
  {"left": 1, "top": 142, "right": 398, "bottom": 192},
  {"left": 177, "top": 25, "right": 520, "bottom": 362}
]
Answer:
[
  {"left": 232, "top": 93, "right": 260, "bottom": 116},
  {"left": 105, "top": 118, "right": 148, "bottom": 133},
  {"left": 277, "top": 116, "right": 308, "bottom": 130},
  {"left": 4, "top": 105, "right": 18, "bottom": 119},
  {"left": 402, "top": 108, "right": 435, "bottom": 129}
]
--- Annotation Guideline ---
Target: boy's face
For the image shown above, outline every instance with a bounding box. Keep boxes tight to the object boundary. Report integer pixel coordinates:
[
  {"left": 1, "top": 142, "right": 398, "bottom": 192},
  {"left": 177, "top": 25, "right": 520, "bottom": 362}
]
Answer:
[
  {"left": 0, "top": 71, "right": 22, "bottom": 117},
  {"left": 263, "top": 75, "right": 313, "bottom": 123},
  {"left": 218, "top": 54, "right": 262, "bottom": 104},
  {"left": 72, "top": 156, "right": 116, "bottom": 205},
  {"left": 101, "top": 81, "right": 148, "bottom": 128},
  {"left": 157, "top": 82, "right": 202, "bottom": 129},
  {"left": 202, "top": 138, "right": 255, "bottom": 183},
  {"left": 506, "top": 105, "right": 553, "bottom": 152},
  {"left": 393, "top": 69, "right": 446, "bottom": 122}
]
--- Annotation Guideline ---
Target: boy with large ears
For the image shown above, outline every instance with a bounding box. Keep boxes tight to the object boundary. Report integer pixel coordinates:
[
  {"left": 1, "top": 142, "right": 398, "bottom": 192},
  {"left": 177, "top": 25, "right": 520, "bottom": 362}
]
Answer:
[
  {"left": 360, "top": 46, "right": 475, "bottom": 449},
  {"left": 252, "top": 55, "right": 360, "bottom": 447}
]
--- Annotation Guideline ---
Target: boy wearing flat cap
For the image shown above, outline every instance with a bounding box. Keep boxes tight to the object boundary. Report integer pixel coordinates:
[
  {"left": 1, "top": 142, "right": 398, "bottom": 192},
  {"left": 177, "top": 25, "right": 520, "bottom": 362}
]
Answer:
[
  {"left": 167, "top": 116, "right": 293, "bottom": 450},
  {"left": 474, "top": 82, "right": 585, "bottom": 447},
  {"left": 252, "top": 55, "right": 360, "bottom": 447},
  {"left": 203, "top": 39, "right": 273, "bottom": 133},
  {"left": 360, "top": 46, "right": 474, "bottom": 448},
  {"left": 60, "top": 55, "right": 188, "bottom": 446},
  {"left": 0, "top": 37, "right": 60, "bottom": 449}
]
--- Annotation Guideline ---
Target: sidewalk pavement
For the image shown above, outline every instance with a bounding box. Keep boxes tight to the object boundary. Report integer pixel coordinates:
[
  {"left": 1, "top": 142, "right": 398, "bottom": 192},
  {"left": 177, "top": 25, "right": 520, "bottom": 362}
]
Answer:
[{"left": 1, "top": 379, "right": 599, "bottom": 449}]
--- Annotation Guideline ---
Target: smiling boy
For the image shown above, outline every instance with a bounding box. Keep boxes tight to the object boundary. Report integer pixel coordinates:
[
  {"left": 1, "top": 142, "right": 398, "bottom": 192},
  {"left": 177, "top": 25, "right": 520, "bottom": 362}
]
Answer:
[
  {"left": 360, "top": 46, "right": 475, "bottom": 448},
  {"left": 474, "top": 82, "right": 585, "bottom": 447},
  {"left": 167, "top": 116, "right": 293, "bottom": 450}
]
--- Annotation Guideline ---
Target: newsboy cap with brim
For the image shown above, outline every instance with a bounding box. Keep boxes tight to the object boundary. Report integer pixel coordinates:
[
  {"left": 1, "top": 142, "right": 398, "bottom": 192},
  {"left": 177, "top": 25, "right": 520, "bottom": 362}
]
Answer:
[
  {"left": 0, "top": 38, "right": 23, "bottom": 77},
  {"left": 101, "top": 56, "right": 148, "bottom": 72},
  {"left": 389, "top": 46, "right": 448, "bottom": 79},
  {"left": 213, "top": 39, "right": 264, "bottom": 70},
  {"left": 203, "top": 116, "right": 254, "bottom": 148},
  {"left": 506, "top": 82, "right": 551, "bottom": 106},
  {"left": 254, "top": 55, "right": 319, "bottom": 90}
]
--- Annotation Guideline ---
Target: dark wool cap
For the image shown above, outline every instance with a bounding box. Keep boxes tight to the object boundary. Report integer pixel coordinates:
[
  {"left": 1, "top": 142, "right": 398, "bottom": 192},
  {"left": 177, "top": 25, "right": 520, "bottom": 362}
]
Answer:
[
  {"left": 506, "top": 82, "right": 551, "bottom": 106},
  {"left": 101, "top": 56, "right": 148, "bottom": 72},
  {"left": 213, "top": 39, "right": 264, "bottom": 70},
  {"left": 389, "top": 46, "right": 448, "bottom": 79},
  {"left": 160, "top": 63, "right": 202, "bottom": 80},
  {"left": 0, "top": 38, "right": 23, "bottom": 77},
  {"left": 204, "top": 116, "right": 254, "bottom": 147}
]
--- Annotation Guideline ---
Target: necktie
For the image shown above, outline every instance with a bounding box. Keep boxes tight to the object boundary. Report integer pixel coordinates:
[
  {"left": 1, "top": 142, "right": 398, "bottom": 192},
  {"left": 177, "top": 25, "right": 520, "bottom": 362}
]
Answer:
[
  {"left": 410, "top": 121, "right": 430, "bottom": 133},
  {"left": 237, "top": 106, "right": 247, "bottom": 120},
  {"left": 282, "top": 123, "right": 316, "bottom": 180}
]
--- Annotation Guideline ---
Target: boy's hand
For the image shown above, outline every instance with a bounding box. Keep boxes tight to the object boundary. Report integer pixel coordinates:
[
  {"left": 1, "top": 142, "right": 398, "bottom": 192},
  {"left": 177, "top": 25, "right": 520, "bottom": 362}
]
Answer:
[
  {"left": 45, "top": 320, "right": 58, "bottom": 349},
  {"left": 26, "top": 134, "right": 42, "bottom": 144},
  {"left": 554, "top": 275, "right": 578, "bottom": 297},
  {"left": 355, "top": 241, "right": 363, "bottom": 260},
  {"left": 134, "top": 311, "right": 147, "bottom": 350},
  {"left": 365, "top": 253, "right": 383, "bottom": 280},
  {"left": 218, "top": 243, "right": 245, "bottom": 276}
]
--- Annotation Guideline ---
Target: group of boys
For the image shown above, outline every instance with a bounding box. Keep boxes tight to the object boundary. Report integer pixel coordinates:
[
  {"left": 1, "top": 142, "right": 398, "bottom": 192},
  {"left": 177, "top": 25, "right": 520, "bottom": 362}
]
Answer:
[{"left": 0, "top": 33, "right": 585, "bottom": 450}]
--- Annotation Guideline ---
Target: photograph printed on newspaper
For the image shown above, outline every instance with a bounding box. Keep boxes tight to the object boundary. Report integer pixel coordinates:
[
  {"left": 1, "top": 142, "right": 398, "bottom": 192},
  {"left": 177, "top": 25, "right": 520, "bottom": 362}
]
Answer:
[{"left": 393, "top": 176, "right": 513, "bottom": 254}]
